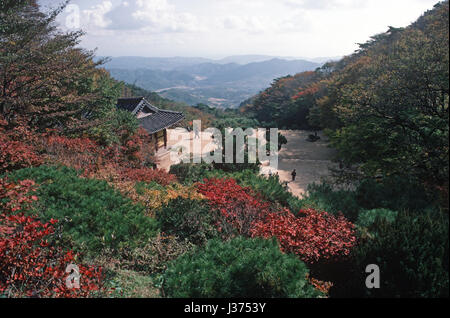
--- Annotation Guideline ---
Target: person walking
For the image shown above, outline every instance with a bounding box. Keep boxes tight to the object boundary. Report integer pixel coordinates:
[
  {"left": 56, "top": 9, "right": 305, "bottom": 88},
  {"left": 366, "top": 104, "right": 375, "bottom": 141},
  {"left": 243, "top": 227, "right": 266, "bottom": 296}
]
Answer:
[
  {"left": 194, "top": 126, "right": 200, "bottom": 139},
  {"left": 291, "top": 169, "right": 297, "bottom": 182}
]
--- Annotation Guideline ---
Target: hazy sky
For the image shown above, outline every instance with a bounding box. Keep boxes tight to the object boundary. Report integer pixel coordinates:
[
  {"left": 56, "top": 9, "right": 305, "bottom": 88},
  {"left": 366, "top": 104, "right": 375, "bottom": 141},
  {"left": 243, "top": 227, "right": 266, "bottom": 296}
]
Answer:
[{"left": 39, "top": 0, "right": 439, "bottom": 59}]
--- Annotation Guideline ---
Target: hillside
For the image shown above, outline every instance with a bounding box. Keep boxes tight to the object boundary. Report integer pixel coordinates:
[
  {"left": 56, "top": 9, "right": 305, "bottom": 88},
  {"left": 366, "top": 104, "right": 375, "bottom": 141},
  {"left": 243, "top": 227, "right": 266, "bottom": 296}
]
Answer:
[
  {"left": 242, "top": 2, "right": 449, "bottom": 131},
  {"left": 1, "top": 0, "right": 448, "bottom": 300},
  {"left": 241, "top": 1, "right": 449, "bottom": 188},
  {"left": 99, "top": 56, "right": 213, "bottom": 71},
  {"left": 105, "top": 57, "right": 320, "bottom": 108}
]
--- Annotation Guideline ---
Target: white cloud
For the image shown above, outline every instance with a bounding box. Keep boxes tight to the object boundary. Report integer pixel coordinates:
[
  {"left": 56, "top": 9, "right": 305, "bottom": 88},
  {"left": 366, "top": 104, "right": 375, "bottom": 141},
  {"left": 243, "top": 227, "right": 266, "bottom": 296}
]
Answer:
[
  {"left": 82, "top": 1, "right": 113, "bottom": 29},
  {"left": 86, "top": 0, "right": 204, "bottom": 33},
  {"left": 222, "top": 16, "right": 270, "bottom": 34},
  {"left": 282, "top": 0, "right": 367, "bottom": 10},
  {"left": 45, "top": 0, "right": 439, "bottom": 58}
]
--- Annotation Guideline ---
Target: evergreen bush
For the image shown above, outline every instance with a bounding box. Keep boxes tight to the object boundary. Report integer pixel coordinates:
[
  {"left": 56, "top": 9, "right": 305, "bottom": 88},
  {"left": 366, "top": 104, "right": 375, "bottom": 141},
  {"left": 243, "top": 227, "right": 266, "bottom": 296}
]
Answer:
[
  {"left": 356, "top": 208, "right": 398, "bottom": 229},
  {"left": 300, "top": 183, "right": 361, "bottom": 221},
  {"left": 162, "top": 237, "right": 322, "bottom": 298},
  {"left": 356, "top": 177, "right": 439, "bottom": 213},
  {"left": 156, "top": 197, "right": 219, "bottom": 245},
  {"left": 337, "top": 211, "right": 449, "bottom": 298},
  {"left": 169, "top": 163, "right": 212, "bottom": 184},
  {"left": 6, "top": 166, "right": 158, "bottom": 254}
]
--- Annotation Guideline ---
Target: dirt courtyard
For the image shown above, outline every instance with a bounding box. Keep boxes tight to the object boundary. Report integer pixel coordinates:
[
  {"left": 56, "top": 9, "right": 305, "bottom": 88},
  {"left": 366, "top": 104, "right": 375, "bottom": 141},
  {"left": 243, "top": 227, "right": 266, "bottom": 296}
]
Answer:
[
  {"left": 260, "top": 130, "right": 337, "bottom": 198},
  {"left": 160, "top": 129, "right": 336, "bottom": 198}
]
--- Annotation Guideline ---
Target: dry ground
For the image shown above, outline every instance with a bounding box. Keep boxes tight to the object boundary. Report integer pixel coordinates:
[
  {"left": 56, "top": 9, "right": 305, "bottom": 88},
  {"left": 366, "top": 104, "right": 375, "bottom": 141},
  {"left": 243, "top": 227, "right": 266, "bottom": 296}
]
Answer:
[
  {"left": 260, "top": 130, "right": 337, "bottom": 197},
  {"left": 159, "top": 129, "right": 336, "bottom": 198}
]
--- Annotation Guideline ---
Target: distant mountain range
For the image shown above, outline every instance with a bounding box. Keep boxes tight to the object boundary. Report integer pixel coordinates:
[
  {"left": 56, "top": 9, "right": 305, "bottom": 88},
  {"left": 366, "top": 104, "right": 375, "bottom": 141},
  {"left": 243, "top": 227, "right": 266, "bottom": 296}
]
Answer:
[{"left": 99, "top": 55, "right": 334, "bottom": 108}]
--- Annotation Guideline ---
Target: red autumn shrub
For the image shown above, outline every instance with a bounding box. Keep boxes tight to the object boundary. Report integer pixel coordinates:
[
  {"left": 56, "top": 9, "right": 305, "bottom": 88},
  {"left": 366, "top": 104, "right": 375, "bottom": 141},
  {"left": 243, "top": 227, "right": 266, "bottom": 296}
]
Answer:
[
  {"left": 45, "top": 135, "right": 99, "bottom": 154},
  {"left": 0, "top": 178, "right": 104, "bottom": 297},
  {"left": 41, "top": 128, "right": 156, "bottom": 175},
  {"left": 251, "top": 209, "right": 356, "bottom": 264},
  {"left": 121, "top": 127, "right": 154, "bottom": 164},
  {"left": 0, "top": 126, "right": 42, "bottom": 174},
  {"left": 0, "top": 117, "right": 42, "bottom": 173},
  {"left": 196, "top": 178, "right": 271, "bottom": 236},
  {"left": 197, "top": 178, "right": 357, "bottom": 264},
  {"left": 0, "top": 213, "right": 103, "bottom": 298},
  {"left": 42, "top": 134, "right": 104, "bottom": 174},
  {"left": 0, "top": 178, "right": 38, "bottom": 215},
  {"left": 0, "top": 138, "right": 42, "bottom": 173},
  {"left": 120, "top": 167, "right": 177, "bottom": 186}
]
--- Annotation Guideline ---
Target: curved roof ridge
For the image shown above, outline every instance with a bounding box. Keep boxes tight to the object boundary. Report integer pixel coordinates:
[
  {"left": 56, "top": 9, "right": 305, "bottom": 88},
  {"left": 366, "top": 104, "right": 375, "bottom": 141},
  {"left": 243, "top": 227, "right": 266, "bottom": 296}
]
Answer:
[{"left": 116, "top": 97, "right": 185, "bottom": 134}]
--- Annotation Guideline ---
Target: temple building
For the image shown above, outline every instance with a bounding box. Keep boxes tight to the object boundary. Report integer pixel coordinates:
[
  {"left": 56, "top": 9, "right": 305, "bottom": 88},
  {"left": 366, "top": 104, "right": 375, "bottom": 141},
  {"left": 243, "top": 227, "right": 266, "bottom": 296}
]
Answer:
[{"left": 116, "top": 97, "right": 184, "bottom": 152}]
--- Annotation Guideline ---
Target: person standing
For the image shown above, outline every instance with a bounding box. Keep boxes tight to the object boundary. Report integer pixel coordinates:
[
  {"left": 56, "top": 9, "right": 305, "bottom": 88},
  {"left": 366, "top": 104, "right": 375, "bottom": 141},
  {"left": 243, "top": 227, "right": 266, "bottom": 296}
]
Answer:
[
  {"left": 194, "top": 126, "right": 200, "bottom": 139},
  {"left": 291, "top": 169, "right": 297, "bottom": 182}
]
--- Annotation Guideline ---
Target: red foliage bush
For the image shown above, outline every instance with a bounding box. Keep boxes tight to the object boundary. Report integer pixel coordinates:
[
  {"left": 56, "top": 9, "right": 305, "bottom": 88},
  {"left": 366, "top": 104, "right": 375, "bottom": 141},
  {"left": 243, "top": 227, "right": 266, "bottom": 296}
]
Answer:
[
  {"left": 0, "top": 213, "right": 103, "bottom": 298},
  {"left": 0, "top": 123, "right": 42, "bottom": 173},
  {"left": 196, "top": 178, "right": 271, "bottom": 236},
  {"left": 120, "top": 167, "right": 177, "bottom": 186},
  {"left": 251, "top": 209, "right": 356, "bottom": 264},
  {"left": 121, "top": 128, "right": 153, "bottom": 164},
  {"left": 0, "top": 139, "right": 42, "bottom": 173},
  {"left": 1, "top": 177, "right": 104, "bottom": 298},
  {"left": 197, "top": 178, "right": 357, "bottom": 264},
  {"left": 2, "top": 114, "right": 158, "bottom": 184},
  {"left": 41, "top": 128, "right": 156, "bottom": 176},
  {"left": 45, "top": 135, "right": 99, "bottom": 154},
  {"left": 0, "top": 117, "right": 42, "bottom": 173},
  {"left": 0, "top": 178, "right": 38, "bottom": 215},
  {"left": 42, "top": 134, "right": 104, "bottom": 174}
]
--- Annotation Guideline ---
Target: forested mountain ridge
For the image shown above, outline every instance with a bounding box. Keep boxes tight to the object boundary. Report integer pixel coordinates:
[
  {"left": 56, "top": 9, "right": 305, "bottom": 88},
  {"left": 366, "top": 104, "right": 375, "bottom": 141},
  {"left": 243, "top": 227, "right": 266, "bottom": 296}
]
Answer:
[
  {"left": 100, "top": 55, "right": 325, "bottom": 70},
  {"left": 105, "top": 57, "right": 320, "bottom": 108},
  {"left": 242, "top": 1, "right": 449, "bottom": 190}
]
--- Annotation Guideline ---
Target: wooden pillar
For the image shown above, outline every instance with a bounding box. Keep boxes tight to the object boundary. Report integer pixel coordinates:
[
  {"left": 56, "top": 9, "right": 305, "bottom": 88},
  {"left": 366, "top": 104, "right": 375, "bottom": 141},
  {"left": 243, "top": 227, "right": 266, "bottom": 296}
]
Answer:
[
  {"left": 154, "top": 133, "right": 158, "bottom": 152},
  {"left": 164, "top": 129, "right": 167, "bottom": 148}
]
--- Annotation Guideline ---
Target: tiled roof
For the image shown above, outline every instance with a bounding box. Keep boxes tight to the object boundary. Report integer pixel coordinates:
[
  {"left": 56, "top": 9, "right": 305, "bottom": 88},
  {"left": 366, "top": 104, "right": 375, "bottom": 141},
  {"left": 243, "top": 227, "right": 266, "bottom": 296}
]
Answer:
[
  {"left": 139, "top": 109, "right": 185, "bottom": 134},
  {"left": 116, "top": 97, "right": 144, "bottom": 113},
  {"left": 117, "top": 97, "right": 185, "bottom": 134}
]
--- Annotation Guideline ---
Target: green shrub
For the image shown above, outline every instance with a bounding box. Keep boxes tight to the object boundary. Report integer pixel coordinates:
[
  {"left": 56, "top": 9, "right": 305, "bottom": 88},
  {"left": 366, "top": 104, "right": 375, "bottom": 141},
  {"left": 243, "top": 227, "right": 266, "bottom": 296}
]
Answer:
[
  {"left": 355, "top": 177, "right": 438, "bottom": 213},
  {"left": 88, "top": 108, "right": 139, "bottom": 146},
  {"left": 300, "top": 183, "right": 361, "bottom": 221},
  {"left": 162, "top": 237, "right": 322, "bottom": 298},
  {"left": 169, "top": 163, "right": 213, "bottom": 184},
  {"left": 236, "top": 172, "right": 301, "bottom": 211},
  {"left": 213, "top": 160, "right": 260, "bottom": 174},
  {"left": 100, "top": 234, "right": 194, "bottom": 275},
  {"left": 7, "top": 165, "right": 158, "bottom": 254},
  {"left": 103, "top": 269, "right": 160, "bottom": 298},
  {"left": 156, "top": 197, "right": 220, "bottom": 245},
  {"left": 135, "top": 181, "right": 165, "bottom": 194},
  {"left": 356, "top": 209, "right": 398, "bottom": 228},
  {"left": 337, "top": 211, "right": 449, "bottom": 298},
  {"left": 169, "top": 163, "right": 303, "bottom": 211}
]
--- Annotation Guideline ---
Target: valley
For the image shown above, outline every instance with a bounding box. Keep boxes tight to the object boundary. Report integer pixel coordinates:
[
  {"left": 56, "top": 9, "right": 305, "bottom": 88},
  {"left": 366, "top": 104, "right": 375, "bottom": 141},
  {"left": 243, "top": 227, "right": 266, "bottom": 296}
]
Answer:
[{"left": 103, "top": 56, "right": 322, "bottom": 108}]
